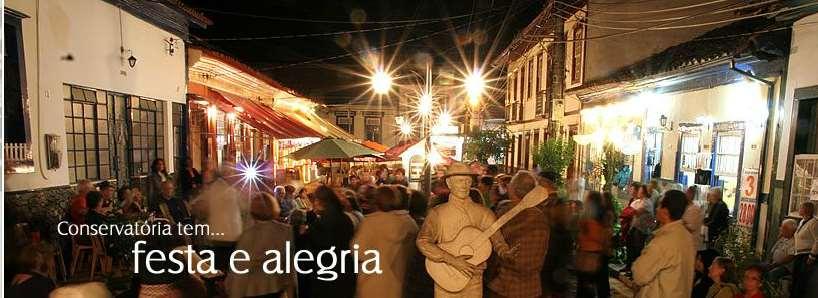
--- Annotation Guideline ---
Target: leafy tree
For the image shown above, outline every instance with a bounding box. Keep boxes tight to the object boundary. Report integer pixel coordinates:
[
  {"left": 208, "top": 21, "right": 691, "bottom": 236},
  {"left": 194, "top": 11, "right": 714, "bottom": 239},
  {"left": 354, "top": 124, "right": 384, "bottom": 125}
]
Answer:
[
  {"left": 532, "top": 138, "right": 574, "bottom": 185},
  {"left": 463, "top": 127, "right": 511, "bottom": 164},
  {"left": 602, "top": 143, "right": 627, "bottom": 189}
]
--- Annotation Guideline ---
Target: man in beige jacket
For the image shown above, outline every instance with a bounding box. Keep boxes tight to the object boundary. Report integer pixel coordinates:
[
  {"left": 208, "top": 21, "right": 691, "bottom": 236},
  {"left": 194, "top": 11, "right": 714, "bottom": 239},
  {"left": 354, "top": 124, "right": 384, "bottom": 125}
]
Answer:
[{"left": 632, "top": 189, "right": 695, "bottom": 298}]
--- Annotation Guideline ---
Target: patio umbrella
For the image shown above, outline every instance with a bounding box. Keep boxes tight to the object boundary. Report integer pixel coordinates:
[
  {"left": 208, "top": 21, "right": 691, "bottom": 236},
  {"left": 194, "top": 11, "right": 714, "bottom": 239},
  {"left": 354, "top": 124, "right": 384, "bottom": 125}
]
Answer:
[
  {"left": 286, "top": 138, "right": 381, "bottom": 161},
  {"left": 286, "top": 138, "right": 382, "bottom": 185}
]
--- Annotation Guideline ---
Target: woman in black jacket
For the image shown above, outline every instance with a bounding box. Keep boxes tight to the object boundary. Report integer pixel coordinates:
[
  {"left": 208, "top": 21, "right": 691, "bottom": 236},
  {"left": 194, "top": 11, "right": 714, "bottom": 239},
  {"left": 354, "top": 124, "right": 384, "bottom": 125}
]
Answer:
[{"left": 305, "top": 185, "right": 356, "bottom": 298}]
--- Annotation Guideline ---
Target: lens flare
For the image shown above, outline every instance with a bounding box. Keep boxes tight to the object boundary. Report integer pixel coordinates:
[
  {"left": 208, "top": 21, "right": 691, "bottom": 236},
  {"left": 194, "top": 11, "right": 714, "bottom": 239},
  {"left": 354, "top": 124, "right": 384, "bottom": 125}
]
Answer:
[
  {"left": 371, "top": 69, "right": 393, "bottom": 95},
  {"left": 464, "top": 70, "right": 485, "bottom": 106}
]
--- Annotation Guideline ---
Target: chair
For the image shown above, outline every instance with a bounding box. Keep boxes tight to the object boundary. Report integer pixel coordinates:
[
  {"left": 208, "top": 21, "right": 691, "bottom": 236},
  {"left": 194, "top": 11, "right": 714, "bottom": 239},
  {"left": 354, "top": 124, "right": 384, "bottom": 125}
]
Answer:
[
  {"left": 89, "top": 235, "right": 112, "bottom": 280},
  {"left": 69, "top": 235, "right": 93, "bottom": 278}
]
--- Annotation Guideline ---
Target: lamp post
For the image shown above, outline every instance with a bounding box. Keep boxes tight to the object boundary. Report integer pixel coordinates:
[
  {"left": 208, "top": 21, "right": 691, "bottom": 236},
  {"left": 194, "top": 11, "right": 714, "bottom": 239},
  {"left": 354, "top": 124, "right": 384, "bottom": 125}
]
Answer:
[{"left": 369, "top": 62, "right": 486, "bottom": 194}]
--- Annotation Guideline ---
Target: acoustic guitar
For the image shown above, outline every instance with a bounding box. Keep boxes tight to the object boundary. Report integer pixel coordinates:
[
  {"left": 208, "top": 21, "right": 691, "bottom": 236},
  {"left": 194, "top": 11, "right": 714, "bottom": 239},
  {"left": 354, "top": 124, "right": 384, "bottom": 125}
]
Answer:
[{"left": 425, "top": 186, "right": 551, "bottom": 292}]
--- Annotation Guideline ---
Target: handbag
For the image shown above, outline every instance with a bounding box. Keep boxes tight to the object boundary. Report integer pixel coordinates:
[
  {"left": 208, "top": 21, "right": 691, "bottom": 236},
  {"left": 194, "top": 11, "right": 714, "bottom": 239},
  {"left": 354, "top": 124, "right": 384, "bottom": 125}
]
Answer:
[{"left": 575, "top": 250, "right": 602, "bottom": 274}]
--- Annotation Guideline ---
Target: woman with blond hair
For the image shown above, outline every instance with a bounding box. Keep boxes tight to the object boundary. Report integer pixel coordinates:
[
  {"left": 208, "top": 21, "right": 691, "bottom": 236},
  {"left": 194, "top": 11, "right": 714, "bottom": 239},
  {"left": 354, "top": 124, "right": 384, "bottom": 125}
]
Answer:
[
  {"left": 226, "top": 192, "right": 295, "bottom": 298},
  {"left": 352, "top": 185, "right": 419, "bottom": 298}
]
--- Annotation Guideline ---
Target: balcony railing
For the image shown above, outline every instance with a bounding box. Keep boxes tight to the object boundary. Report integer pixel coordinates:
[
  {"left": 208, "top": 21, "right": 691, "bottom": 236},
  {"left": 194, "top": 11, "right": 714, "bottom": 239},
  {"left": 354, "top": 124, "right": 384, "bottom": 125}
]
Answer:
[{"left": 4, "top": 142, "right": 32, "bottom": 161}]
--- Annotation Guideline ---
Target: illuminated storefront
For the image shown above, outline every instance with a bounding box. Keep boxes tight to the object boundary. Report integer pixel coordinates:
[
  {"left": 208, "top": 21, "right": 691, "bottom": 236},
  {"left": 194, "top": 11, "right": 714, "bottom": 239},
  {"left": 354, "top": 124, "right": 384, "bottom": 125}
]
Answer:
[{"left": 187, "top": 47, "right": 353, "bottom": 183}]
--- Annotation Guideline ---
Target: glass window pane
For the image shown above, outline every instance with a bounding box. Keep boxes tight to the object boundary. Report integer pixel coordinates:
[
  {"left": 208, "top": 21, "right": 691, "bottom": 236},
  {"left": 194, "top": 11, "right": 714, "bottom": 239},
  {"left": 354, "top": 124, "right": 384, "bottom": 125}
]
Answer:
[
  {"left": 86, "top": 151, "right": 97, "bottom": 165},
  {"left": 87, "top": 135, "right": 97, "bottom": 149},
  {"left": 98, "top": 137, "right": 108, "bottom": 149},
  {"left": 99, "top": 150, "right": 109, "bottom": 164},
  {"left": 84, "top": 90, "right": 96, "bottom": 102},
  {"left": 75, "top": 152, "right": 85, "bottom": 166},
  {"left": 100, "top": 167, "right": 110, "bottom": 179},
  {"left": 69, "top": 168, "right": 76, "bottom": 183},
  {"left": 73, "top": 103, "right": 83, "bottom": 117},
  {"left": 74, "top": 135, "right": 84, "bottom": 150},
  {"left": 67, "top": 152, "right": 75, "bottom": 166},
  {"left": 64, "top": 101, "right": 73, "bottom": 115},
  {"left": 97, "top": 120, "right": 107, "bottom": 133},
  {"left": 84, "top": 104, "right": 94, "bottom": 118},
  {"left": 65, "top": 119, "right": 73, "bottom": 133},
  {"left": 67, "top": 134, "right": 75, "bottom": 150},
  {"left": 71, "top": 88, "right": 84, "bottom": 100},
  {"left": 97, "top": 105, "right": 107, "bottom": 119},
  {"left": 86, "top": 166, "right": 97, "bottom": 180},
  {"left": 76, "top": 167, "right": 86, "bottom": 180},
  {"left": 85, "top": 119, "right": 94, "bottom": 132},
  {"left": 73, "top": 119, "right": 83, "bottom": 133}
]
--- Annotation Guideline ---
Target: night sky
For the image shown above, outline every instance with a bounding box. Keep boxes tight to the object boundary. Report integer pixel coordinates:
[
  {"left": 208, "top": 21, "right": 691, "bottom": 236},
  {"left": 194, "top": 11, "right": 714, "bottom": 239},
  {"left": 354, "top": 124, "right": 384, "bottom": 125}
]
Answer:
[{"left": 183, "top": 0, "right": 542, "bottom": 104}]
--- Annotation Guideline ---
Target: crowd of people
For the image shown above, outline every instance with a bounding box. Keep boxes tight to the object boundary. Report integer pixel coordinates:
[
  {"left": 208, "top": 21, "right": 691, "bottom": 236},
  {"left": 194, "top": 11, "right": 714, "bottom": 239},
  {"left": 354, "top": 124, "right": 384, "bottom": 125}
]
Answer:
[{"left": 6, "top": 158, "right": 818, "bottom": 298}]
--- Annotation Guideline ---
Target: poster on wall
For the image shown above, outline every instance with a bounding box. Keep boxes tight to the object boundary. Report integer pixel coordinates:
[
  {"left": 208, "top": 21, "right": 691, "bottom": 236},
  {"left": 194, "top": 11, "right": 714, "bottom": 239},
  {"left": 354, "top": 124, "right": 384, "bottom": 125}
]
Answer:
[
  {"left": 741, "top": 169, "right": 759, "bottom": 200},
  {"left": 738, "top": 168, "right": 759, "bottom": 228},
  {"left": 738, "top": 200, "right": 756, "bottom": 227}
]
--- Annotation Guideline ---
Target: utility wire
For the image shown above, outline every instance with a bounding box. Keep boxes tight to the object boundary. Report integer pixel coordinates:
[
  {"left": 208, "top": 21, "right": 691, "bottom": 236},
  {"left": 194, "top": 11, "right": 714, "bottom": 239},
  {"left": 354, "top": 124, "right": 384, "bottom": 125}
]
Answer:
[
  {"left": 556, "top": 0, "right": 732, "bottom": 15},
  {"left": 551, "top": 0, "right": 779, "bottom": 31},
  {"left": 246, "top": 11, "right": 504, "bottom": 71},
  {"left": 200, "top": 18, "right": 446, "bottom": 41},
  {"left": 522, "top": 1, "right": 817, "bottom": 43},
  {"left": 195, "top": 6, "right": 506, "bottom": 24}
]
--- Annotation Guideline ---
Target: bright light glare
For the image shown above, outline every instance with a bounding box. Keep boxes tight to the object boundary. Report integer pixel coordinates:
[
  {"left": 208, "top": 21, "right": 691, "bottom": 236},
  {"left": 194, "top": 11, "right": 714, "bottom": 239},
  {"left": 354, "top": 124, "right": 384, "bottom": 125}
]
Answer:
[
  {"left": 399, "top": 121, "right": 414, "bottom": 136},
  {"left": 207, "top": 106, "right": 218, "bottom": 118},
  {"left": 418, "top": 93, "right": 433, "bottom": 116},
  {"left": 371, "top": 69, "right": 392, "bottom": 95},
  {"left": 437, "top": 111, "right": 452, "bottom": 128},
  {"left": 235, "top": 158, "right": 269, "bottom": 191},
  {"left": 465, "top": 70, "right": 485, "bottom": 106}
]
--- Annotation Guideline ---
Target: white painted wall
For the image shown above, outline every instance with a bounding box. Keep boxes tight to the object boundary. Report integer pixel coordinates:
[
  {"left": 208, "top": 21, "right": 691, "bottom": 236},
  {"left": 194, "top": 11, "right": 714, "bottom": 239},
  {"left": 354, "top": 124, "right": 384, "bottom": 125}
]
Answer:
[
  {"left": 651, "top": 80, "right": 771, "bottom": 181},
  {"left": 5, "top": 0, "right": 187, "bottom": 191},
  {"left": 777, "top": 13, "right": 818, "bottom": 180}
]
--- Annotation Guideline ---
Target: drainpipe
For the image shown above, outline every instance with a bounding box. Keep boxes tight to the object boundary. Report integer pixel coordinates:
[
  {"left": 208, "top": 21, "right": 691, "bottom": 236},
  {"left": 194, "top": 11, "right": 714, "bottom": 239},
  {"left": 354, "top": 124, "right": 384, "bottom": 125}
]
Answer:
[{"left": 728, "top": 59, "right": 775, "bottom": 249}]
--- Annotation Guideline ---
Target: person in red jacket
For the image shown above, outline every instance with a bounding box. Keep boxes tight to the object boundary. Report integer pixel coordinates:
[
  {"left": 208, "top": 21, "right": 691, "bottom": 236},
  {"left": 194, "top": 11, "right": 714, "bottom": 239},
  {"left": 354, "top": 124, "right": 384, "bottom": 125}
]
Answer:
[{"left": 69, "top": 180, "right": 93, "bottom": 224}]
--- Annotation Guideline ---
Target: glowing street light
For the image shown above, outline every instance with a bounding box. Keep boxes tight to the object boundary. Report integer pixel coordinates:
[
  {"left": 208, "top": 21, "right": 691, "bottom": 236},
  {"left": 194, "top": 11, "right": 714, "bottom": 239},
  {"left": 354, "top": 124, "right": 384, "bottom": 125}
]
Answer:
[
  {"left": 437, "top": 110, "right": 452, "bottom": 128},
  {"left": 464, "top": 70, "right": 486, "bottom": 107},
  {"left": 371, "top": 69, "right": 393, "bottom": 95},
  {"left": 399, "top": 120, "right": 414, "bottom": 136},
  {"left": 418, "top": 93, "right": 433, "bottom": 116}
]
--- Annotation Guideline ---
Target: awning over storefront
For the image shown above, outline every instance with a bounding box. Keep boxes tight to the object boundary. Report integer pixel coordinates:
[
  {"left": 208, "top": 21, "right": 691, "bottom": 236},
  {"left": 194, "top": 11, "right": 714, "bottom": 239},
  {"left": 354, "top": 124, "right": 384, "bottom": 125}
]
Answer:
[
  {"left": 189, "top": 87, "right": 321, "bottom": 139},
  {"left": 273, "top": 98, "right": 357, "bottom": 140},
  {"left": 361, "top": 140, "right": 389, "bottom": 153},
  {"left": 214, "top": 90, "right": 321, "bottom": 138}
]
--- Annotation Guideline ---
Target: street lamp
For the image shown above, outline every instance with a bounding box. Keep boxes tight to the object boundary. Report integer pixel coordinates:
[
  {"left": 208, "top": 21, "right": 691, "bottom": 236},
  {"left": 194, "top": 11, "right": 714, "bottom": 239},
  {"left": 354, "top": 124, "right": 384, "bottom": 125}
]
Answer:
[
  {"left": 371, "top": 68, "right": 393, "bottom": 95},
  {"left": 418, "top": 93, "right": 433, "bottom": 116},
  {"left": 464, "top": 70, "right": 486, "bottom": 107}
]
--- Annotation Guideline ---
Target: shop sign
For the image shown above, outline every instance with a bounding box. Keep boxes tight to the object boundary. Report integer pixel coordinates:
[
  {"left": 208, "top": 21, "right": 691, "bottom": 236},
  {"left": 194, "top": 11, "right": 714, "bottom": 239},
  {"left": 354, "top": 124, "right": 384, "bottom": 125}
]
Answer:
[
  {"left": 737, "top": 200, "right": 756, "bottom": 227},
  {"left": 738, "top": 168, "right": 759, "bottom": 228},
  {"left": 741, "top": 169, "right": 759, "bottom": 200}
]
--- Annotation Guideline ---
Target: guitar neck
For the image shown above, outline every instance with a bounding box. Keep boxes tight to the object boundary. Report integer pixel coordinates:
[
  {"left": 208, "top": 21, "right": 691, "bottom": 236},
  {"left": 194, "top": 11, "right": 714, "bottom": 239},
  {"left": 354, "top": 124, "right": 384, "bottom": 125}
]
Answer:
[{"left": 472, "top": 187, "right": 549, "bottom": 245}]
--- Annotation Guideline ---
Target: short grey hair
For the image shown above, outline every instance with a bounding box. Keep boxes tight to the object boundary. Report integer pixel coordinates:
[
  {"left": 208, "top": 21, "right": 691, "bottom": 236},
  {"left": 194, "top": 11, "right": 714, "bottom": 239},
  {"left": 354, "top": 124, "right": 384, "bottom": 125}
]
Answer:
[
  {"left": 782, "top": 219, "right": 798, "bottom": 229},
  {"left": 510, "top": 171, "right": 537, "bottom": 199}
]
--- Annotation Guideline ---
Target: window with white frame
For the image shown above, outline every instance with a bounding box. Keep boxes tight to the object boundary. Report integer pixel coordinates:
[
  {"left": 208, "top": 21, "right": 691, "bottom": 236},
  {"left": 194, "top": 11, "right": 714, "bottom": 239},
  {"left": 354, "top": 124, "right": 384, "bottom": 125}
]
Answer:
[
  {"left": 789, "top": 154, "right": 818, "bottom": 217},
  {"left": 714, "top": 133, "right": 742, "bottom": 177},
  {"left": 680, "top": 133, "right": 700, "bottom": 170},
  {"left": 336, "top": 113, "right": 354, "bottom": 133},
  {"left": 365, "top": 117, "right": 381, "bottom": 143}
]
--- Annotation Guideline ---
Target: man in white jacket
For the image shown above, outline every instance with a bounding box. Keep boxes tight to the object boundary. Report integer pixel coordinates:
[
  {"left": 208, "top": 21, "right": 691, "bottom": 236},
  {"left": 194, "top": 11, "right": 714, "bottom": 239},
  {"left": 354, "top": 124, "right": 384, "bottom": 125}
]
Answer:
[
  {"left": 192, "top": 168, "right": 248, "bottom": 271},
  {"left": 632, "top": 189, "right": 695, "bottom": 298}
]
